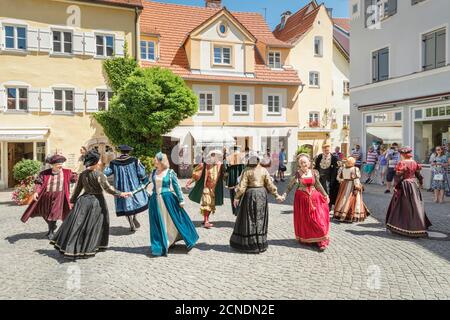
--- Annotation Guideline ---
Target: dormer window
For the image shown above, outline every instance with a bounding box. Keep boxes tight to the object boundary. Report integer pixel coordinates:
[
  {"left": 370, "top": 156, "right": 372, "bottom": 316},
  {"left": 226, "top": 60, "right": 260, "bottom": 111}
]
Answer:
[
  {"left": 213, "top": 45, "right": 231, "bottom": 65},
  {"left": 268, "top": 51, "right": 281, "bottom": 69}
]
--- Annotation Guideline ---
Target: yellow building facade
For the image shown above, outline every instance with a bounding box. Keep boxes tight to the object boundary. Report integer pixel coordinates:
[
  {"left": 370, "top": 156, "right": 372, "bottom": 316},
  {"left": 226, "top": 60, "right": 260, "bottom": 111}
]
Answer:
[{"left": 0, "top": 0, "right": 141, "bottom": 189}]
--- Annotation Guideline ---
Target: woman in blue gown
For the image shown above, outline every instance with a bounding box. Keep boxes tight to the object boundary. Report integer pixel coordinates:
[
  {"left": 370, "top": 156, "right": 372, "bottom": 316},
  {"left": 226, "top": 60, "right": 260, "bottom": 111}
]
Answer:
[{"left": 134, "top": 152, "right": 199, "bottom": 256}]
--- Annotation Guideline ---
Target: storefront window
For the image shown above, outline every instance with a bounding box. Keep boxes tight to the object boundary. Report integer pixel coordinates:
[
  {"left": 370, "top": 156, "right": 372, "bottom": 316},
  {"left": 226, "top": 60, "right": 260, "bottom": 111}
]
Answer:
[
  {"left": 414, "top": 120, "right": 450, "bottom": 164},
  {"left": 365, "top": 110, "right": 403, "bottom": 147}
]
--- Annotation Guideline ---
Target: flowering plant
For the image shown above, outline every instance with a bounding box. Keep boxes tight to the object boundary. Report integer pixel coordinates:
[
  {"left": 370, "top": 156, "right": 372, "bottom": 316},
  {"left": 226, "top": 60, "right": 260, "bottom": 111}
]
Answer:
[{"left": 12, "top": 177, "right": 36, "bottom": 205}]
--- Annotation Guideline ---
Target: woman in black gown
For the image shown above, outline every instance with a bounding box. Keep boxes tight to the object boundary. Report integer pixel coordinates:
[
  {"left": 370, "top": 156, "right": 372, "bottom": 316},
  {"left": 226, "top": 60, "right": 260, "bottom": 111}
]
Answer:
[{"left": 51, "top": 151, "right": 130, "bottom": 258}]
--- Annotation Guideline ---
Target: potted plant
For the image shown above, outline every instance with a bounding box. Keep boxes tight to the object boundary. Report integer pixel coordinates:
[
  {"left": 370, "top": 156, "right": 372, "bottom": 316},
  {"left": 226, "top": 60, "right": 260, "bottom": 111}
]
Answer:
[{"left": 11, "top": 159, "right": 42, "bottom": 205}]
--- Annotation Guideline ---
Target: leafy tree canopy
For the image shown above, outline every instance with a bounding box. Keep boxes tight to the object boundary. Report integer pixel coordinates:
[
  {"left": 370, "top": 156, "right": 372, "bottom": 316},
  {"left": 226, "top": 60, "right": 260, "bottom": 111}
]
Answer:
[{"left": 95, "top": 59, "right": 198, "bottom": 158}]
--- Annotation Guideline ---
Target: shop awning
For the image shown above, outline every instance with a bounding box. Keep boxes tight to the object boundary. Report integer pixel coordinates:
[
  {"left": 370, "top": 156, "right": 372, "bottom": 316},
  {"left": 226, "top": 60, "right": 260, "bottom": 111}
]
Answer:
[
  {"left": 189, "top": 128, "right": 235, "bottom": 147},
  {"left": 0, "top": 128, "right": 49, "bottom": 141}
]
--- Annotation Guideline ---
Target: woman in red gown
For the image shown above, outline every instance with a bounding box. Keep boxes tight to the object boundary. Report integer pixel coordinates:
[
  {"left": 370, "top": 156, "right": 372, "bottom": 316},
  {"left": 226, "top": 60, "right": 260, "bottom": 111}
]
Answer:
[
  {"left": 282, "top": 154, "right": 330, "bottom": 251},
  {"left": 385, "top": 147, "right": 432, "bottom": 237}
]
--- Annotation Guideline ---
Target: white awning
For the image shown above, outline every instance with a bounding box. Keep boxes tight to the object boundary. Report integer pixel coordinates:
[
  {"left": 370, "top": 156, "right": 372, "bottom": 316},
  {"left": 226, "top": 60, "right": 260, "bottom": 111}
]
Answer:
[
  {"left": 189, "top": 128, "right": 235, "bottom": 147},
  {"left": 0, "top": 128, "right": 49, "bottom": 141}
]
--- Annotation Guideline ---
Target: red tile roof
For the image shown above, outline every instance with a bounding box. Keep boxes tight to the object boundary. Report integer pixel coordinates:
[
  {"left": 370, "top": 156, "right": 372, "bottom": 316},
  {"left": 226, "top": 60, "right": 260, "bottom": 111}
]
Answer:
[
  {"left": 273, "top": 2, "right": 321, "bottom": 44},
  {"left": 333, "top": 18, "right": 350, "bottom": 32},
  {"left": 140, "top": 1, "right": 301, "bottom": 85},
  {"left": 75, "top": 0, "right": 143, "bottom": 9}
]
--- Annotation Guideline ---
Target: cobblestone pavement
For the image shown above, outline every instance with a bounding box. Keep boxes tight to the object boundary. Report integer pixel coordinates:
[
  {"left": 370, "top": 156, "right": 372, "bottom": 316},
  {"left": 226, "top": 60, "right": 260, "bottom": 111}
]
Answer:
[{"left": 0, "top": 179, "right": 449, "bottom": 300}]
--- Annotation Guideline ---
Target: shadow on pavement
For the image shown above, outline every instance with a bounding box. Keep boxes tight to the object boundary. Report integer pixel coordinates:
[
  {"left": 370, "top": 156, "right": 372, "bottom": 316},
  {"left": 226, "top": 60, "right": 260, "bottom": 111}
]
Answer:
[
  {"left": 269, "top": 239, "right": 321, "bottom": 252},
  {"left": 346, "top": 229, "right": 450, "bottom": 243},
  {"left": 35, "top": 249, "right": 75, "bottom": 264},
  {"left": 5, "top": 232, "right": 47, "bottom": 244},
  {"left": 195, "top": 242, "right": 233, "bottom": 253},
  {"left": 109, "top": 226, "right": 134, "bottom": 236},
  {"left": 0, "top": 201, "right": 19, "bottom": 207},
  {"left": 192, "top": 220, "right": 235, "bottom": 229}
]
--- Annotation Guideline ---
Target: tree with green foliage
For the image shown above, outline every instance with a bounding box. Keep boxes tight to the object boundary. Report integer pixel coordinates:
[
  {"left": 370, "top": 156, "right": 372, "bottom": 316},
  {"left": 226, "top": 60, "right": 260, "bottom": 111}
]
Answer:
[{"left": 94, "top": 58, "right": 198, "bottom": 159}]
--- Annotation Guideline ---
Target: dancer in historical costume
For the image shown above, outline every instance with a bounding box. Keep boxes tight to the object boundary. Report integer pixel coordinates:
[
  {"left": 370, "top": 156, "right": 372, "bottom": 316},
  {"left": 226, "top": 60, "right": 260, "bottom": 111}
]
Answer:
[
  {"left": 21, "top": 154, "right": 78, "bottom": 239},
  {"left": 385, "top": 147, "right": 432, "bottom": 238},
  {"left": 133, "top": 152, "right": 199, "bottom": 257},
  {"left": 230, "top": 153, "right": 283, "bottom": 253},
  {"left": 51, "top": 151, "right": 130, "bottom": 258},
  {"left": 282, "top": 154, "right": 330, "bottom": 251},
  {"left": 186, "top": 150, "right": 224, "bottom": 228},
  {"left": 104, "top": 145, "right": 149, "bottom": 232},
  {"left": 225, "top": 146, "right": 245, "bottom": 216},
  {"left": 314, "top": 144, "right": 339, "bottom": 210},
  {"left": 333, "top": 157, "right": 370, "bottom": 223}
]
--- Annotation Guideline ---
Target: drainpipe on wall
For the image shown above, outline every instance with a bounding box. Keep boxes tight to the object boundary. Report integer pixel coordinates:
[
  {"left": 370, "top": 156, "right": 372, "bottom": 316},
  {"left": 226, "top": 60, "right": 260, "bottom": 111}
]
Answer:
[{"left": 135, "top": 7, "right": 141, "bottom": 61}]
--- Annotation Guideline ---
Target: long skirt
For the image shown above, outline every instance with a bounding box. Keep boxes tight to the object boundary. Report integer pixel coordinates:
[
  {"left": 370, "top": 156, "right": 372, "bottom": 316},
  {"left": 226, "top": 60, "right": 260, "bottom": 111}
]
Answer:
[
  {"left": 386, "top": 180, "right": 431, "bottom": 238},
  {"left": 230, "top": 187, "right": 269, "bottom": 253},
  {"left": 51, "top": 194, "right": 109, "bottom": 258},
  {"left": 333, "top": 181, "right": 370, "bottom": 222},
  {"left": 293, "top": 189, "right": 330, "bottom": 248},
  {"left": 149, "top": 191, "right": 199, "bottom": 256}
]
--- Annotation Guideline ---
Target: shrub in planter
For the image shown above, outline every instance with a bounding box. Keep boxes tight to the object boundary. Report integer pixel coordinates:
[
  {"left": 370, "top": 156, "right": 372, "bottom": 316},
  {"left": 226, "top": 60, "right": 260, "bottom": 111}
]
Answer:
[
  {"left": 13, "top": 159, "right": 42, "bottom": 182},
  {"left": 11, "top": 159, "right": 42, "bottom": 205}
]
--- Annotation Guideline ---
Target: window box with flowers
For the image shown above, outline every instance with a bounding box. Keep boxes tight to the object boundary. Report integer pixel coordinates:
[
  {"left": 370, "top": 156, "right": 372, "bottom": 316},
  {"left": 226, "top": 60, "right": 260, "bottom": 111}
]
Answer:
[{"left": 309, "top": 120, "right": 320, "bottom": 128}]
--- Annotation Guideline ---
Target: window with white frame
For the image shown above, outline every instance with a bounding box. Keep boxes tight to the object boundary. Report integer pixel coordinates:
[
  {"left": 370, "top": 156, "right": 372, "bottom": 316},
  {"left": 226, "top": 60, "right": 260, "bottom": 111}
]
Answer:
[
  {"left": 343, "top": 81, "right": 350, "bottom": 95},
  {"left": 54, "top": 89, "right": 74, "bottom": 112},
  {"left": 4, "top": 25, "right": 27, "bottom": 50},
  {"left": 141, "top": 40, "right": 156, "bottom": 61},
  {"left": 52, "top": 30, "right": 72, "bottom": 54},
  {"left": 199, "top": 93, "right": 213, "bottom": 113},
  {"left": 314, "top": 36, "right": 323, "bottom": 56},
  {"left": 268, "top": 51, "right": 281, "bottom": 68},
  {"left": 96, "top": 34, "right": 114, "bottom": 57},
  {"left": 213, "top": 46, "right": 231, "bottom": 65},
  {"left": 309, "top": 112, "right": 320, "bottom": 127},
  {"left": 6, "top": 87, "right": 28, "bottom": 111},
  {"left": 234, "top": 94, "right": 248, "bottom": 113},
  {"left": 267, "top": 95, "right": 281, "bottom": 114},
  {"left": 309, "top": 72, "right": 320, "bottom": 87},
  {"left": 98, "top": 91, "right": 113, "bottom": 111},
  {"left": 343, "top": 114, "right": 350, "bottom": 127}
]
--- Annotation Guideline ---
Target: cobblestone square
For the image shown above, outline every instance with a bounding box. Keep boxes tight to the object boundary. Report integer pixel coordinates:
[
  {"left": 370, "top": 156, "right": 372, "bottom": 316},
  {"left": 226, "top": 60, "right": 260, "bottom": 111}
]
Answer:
[{"left": 0, "top": 181, "right": 449, "bottom": 300}]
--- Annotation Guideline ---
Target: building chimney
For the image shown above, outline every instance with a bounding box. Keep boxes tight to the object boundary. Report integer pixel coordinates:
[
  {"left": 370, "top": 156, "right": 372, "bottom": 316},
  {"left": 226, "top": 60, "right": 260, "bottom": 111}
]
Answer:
[
  {"left": 280, "top": 11, "right": 292, "bottom": 29},
  {"left": 326, "top": 7, "right": 333, "bottom": 17},
  {"left": 205, "top": 0, "right": 222, "bottom": 8}
]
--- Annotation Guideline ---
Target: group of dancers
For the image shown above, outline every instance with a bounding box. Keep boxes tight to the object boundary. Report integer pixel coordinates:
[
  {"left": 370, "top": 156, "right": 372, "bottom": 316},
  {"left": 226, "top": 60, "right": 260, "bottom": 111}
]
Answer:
[{"left": 20, "top": 142, "right": 432, "bottom": 258}]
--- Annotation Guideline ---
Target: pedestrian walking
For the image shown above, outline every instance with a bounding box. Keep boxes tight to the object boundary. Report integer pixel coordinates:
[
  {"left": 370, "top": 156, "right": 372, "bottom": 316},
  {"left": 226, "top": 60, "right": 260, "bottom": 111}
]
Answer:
[
  {"left": 385, "top": 143, "right": 401, "bottom": 194},
  {"left": 430, "top": 146, "right": 449, "bottom": 203},
  {"left": 363, "top": 146, "right": 378, "bottom": 184}
]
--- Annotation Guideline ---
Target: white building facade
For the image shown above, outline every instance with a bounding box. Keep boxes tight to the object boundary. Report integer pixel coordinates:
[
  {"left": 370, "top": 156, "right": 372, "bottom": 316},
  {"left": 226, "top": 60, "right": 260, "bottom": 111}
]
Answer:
[{"left": 350, "top": 0, "right": 450, "bottom": 186}]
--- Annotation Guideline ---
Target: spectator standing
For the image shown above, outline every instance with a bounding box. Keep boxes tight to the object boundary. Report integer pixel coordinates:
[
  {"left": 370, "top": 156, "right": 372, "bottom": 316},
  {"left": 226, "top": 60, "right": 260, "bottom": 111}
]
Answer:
[
  {"left": 385, "top": 143, "right": 400, "bottom": 194},
  {"left": 351, "top": 145, "right": 363, "bottom": 169}
]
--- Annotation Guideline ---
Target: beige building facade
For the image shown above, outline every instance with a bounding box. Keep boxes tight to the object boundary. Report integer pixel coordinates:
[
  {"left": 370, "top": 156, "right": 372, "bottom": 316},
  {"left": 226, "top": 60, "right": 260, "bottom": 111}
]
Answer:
[
  {"left": 0, "top": 0, "right": 142, "bottom": 189},
  {"left": 273, "top": 1, "right": 350, "bottom": 157}
]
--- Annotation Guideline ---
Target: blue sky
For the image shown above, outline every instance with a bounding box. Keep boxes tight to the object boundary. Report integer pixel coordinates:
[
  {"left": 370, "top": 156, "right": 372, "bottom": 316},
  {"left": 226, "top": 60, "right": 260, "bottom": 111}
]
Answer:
[{"left": 149, "top": 0, "right": 349, "bottom": 29}]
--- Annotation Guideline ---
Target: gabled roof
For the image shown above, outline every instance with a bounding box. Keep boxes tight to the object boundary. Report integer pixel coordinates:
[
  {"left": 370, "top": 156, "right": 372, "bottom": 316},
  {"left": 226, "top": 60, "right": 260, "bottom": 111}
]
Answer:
[
  {"left": 140, "top": 1, "right": 301, "bottom": 85},
  {"left": 333, "top": 18, "right": 350, "bottom": 33},
  {"left": 273, "top": 1, "right": 321, "bottom": 44},
  {"left": 187, "top": 7, "right": 257, "bottom": 44},
  {"left": 333, "top": 18, "right": 350, "bottom": 59},
  {"left": 74, "top": 0, "right": 143, "bottom": 9}
]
